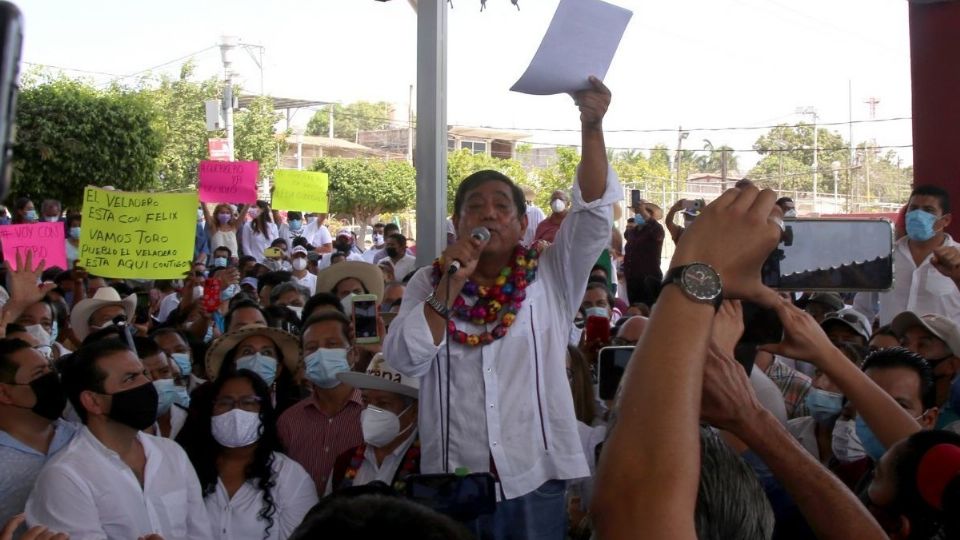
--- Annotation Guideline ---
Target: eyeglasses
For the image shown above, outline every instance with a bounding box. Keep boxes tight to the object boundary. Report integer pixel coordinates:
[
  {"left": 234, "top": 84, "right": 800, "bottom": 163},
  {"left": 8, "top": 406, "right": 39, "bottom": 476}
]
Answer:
[{"left": 213, "top": 396, "right": 262, "bottom": 412}]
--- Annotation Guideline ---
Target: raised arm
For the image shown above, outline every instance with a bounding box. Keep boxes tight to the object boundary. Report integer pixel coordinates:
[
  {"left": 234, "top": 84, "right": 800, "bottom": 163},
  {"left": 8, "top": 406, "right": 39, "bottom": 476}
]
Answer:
[
  {"left": 665, "top": 200, "right": 685, "bottom": 243},
  {"left": 575, "top": 76, "right": 610, "bottom": 203}
]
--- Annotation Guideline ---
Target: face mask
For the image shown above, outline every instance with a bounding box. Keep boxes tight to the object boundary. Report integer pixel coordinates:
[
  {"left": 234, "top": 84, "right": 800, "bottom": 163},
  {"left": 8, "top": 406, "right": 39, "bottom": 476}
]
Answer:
[
  {"left": 289, "top": 219, "right": 302, "bottom": 231},
  {"left": 105, "top": 382, "right": 159, "bottom": 431},
  {"left": 288, "top": 305, "right": 304, "bottom": 319},
  {"left": 24, "top": 324, "right": 53, "bottom": 347},
  {"left": 192, "top": 286, "right": 204, "bottom": 299},
  {"left": 249, "top": 208, "right": 261, "bottom": 219},
  {"left": 372, "top": 233, "right": 384, "bottom": 245},
  {"left": 19, "top": 372, "right": 67, "bottom": 421},
  {"left": 68, "top": 226, "right": 82, "bottom": 240},
  {"left": 831, "top": 418, "right": 866, "bottom": 462},
  {"left": 217, "top": 213, "right": 231, "bottom": 225},
  {"left": 203, "top": 324, "right": 214, "bottom": 344},
  {"left": 784, "top": 209, "right": 798, "bottom": 218},
  {"left": 307, "top": 216, "right": 318, "bottom": 224},
  {"left": 171, "top": 353, "right": 192, "bottom": 379},
  {"left": 43, "top": 216, "right": 58, "bottom": 223},
  {"left": 213, "top": 257, "right": 228, "bottom": 268},
  {"left": 304, "top": 348, "right": 350, "bottom": 388},
  {"left": 905, "top": 209, "right": 940, "bottom": 242},
  {"left": 584, "top": 306, "right": 610, "bottom": 320},
  {"left": 855, "top": 415, "right": 886, "bottom": 461},
  {"left": 550, "top": 199, "right": 567, "bottom": 213},
  {"left": 292, "top": 258, "right": 307, "bottom": 271},
  {"left": 568, "top": 325, "right": 583, "bottom": 347},
  {"left": 197, "top": 209, "right": 205, "bottom": 222},
  {"left": 634, "top": 213, "right": 646, "bottom": 225},
  {"left": 211, "top": 408, "right": 262, "bottom": 448},
  {"left": 235, "top": 353, "right": 278, "bottom": 387},
  {"left": 221, "top": 284, "right": 240, "bottom": 302},
  {"left": 154, "top": 379, "right": 180, "bottom": 416},
  {"left": 385, "top": 247, "right": 400, "bottom": 259},
  {"left": 362, "top": 404, "right": 414, "bottom": 448},
  {"left": 50, "top": 320, "right": 59, "bottom": 343},
  {"left": 805, "top": 388, "right": 843, "bottom": 425},
  {"left": 25, "top": 210, "right": 38, "bottom": 222}
]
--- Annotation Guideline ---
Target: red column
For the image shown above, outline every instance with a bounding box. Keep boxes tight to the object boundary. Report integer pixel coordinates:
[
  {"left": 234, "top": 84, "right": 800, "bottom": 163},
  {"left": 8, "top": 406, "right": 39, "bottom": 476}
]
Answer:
[{"left": 909, "top": 0, "right": 960, "bottom": 237}]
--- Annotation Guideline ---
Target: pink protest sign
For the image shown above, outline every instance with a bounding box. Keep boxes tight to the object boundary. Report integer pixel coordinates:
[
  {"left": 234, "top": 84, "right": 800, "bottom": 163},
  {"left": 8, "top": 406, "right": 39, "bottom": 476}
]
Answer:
[
  {"left": 198, "top": 160, "right": 258, "bottom": 204},
  {"left": 0, "top": 222, "right": 67, "bottom": 270}
]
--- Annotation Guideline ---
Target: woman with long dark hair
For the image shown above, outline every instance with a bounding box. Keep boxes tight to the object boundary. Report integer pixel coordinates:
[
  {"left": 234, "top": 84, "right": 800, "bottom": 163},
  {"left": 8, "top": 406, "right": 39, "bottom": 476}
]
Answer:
[
  {"left": 241, "top": 200, "right": 279, "bottom": 263},
  {"left": 204, "top": 202, "right": 246, "bottom": 263},
  {"left": 187, "top": 369, "right": 318, "bottom": 540},
  {"left": 11, "top": 196, "right": 37, "bottom": 224}
]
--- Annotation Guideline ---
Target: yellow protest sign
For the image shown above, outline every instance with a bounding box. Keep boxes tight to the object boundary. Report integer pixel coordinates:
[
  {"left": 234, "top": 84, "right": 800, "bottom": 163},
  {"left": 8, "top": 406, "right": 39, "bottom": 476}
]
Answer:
[
  {"left": 79, "top": 187, "right": 199, "bottom": 279},
  {"left": 272, "top": 169, "right": 329, "bottom": 212}
]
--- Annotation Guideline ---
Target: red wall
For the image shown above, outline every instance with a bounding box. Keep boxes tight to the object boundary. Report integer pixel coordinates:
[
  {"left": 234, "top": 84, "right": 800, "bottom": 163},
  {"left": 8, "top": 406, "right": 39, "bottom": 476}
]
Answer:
[{"left": 910, "top": 1, "right": 960, "bottom": 238}]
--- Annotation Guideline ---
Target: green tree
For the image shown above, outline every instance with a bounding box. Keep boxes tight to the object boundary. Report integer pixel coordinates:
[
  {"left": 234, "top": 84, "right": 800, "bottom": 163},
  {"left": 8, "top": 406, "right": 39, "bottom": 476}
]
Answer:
[
  {"left": 306, "top": 101, "right": 396, "bottom": 141},
  {"left": 696, "top": 140, "right": 739, "bottom": 174},
  {"left": 446, "top": 149, "right": 530, "bottom": 214},
  {"left": 312, "top": 157, "right": 416, "bottom": 242},
  {"left": 749, "top": 124, "right": 849, "bottom": 192},
  {"left": 234, "top": 96, "right": 286, "bottom": 182},
  {"left": 12, "top": 76, "right": 164, "bottom": 208}
]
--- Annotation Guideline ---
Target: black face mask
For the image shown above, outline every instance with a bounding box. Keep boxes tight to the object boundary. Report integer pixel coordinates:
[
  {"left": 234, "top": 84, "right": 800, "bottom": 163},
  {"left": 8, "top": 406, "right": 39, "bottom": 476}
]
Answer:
[
  {"left": 29, "top": 372, "right": 67, "bottom": 421},
  {"left": 104, "top": 382, "right": 159, "bottom": 431},
  {"left": 386, "top": 247, "right": 400, "bottom": 258}
]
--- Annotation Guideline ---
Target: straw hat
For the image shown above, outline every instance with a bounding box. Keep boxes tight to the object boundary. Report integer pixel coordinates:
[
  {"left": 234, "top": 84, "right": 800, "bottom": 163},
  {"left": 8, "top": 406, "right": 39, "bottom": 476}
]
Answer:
[
  {"left": 70, "top": 287, "right": 137, "bottom": 340},
  {"left": 204, "top": 325, "right": 301, "bottom": 380},
  {"left": 338, "top": 353, "right": 419, "bottom": 399},
  {"left": 315, "top": 261, "right": 384, "bottom": 302}
]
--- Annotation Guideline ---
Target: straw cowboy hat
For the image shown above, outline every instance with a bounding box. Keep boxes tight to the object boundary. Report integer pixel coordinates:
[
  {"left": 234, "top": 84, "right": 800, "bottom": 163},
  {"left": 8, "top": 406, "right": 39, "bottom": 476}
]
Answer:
[
  {"left": 315, "top": 261, "right": 384, "bottom": 302},
  {"left": 204, "top": 325, "right": 301, "bottom": 380},
  {"left": 70, "top": 287, "right": 137, "bottom": 340},
  {"left": 338, "top": 353, "right": 419, "bottom": 399}
]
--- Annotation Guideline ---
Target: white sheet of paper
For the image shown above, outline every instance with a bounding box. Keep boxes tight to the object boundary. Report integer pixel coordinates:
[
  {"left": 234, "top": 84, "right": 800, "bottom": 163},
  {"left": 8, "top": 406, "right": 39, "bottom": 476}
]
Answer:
[{"left": 510, "top": 0, "right": 633, "bottom": 96}]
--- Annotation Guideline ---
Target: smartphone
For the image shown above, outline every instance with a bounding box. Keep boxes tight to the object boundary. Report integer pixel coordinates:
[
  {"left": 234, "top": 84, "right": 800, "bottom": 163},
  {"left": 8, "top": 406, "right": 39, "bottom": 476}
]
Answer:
[
  {"left": 352, "top": 293, "right": 379, "bottom": 344},
  {"left": 598, "top": 345, "right": 634, "bottom": 400},
  {"left": 0, "top": 3, "right": 21, "bottom": 202},
  {"left": 202, "top": 278, "right": 222, "bottom": 313},
  {"left": 761, "top": 219, "right": 894, "bottom": 292},
  {"left": 630, "top": 189, "right": 641, "bottom": 207},
  {"left": 134, "top": 292, "right": 150, "bottom": 324},
  {"left": 405, "top": 473, "right": 497, "bottom": 521},
  {"left": 584, "top": 315, "right": 610, "bottom": 343},
  {"left": 263, "top": 247, "right": 283, "bottom": 259}
]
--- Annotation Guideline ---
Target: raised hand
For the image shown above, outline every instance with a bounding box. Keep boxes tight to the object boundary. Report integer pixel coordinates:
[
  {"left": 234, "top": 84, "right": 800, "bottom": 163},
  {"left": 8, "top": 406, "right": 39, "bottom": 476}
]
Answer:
[
  {"left": 710, "top": 300, "right": 744, "bottom": 356},
  {"left": 700, "top": 343, "right": 764, "bottom": 432},
  {"left": 3, "top": 251, "right": 56, "bottom": 319},
  {"left": 932, "top": 245, "right": 960, "bottom": 283},
  {"left": 758, "top": 298, "right": 838, "bottom": 367},
  {"left": 574, "top": 76, "right": 611, "bottom": 129}
]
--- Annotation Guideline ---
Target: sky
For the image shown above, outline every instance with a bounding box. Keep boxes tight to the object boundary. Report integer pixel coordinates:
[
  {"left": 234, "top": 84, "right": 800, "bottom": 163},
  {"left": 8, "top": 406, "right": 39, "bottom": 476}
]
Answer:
[{"left": 15, "top": 0, "right": 914, "bottom": 172}]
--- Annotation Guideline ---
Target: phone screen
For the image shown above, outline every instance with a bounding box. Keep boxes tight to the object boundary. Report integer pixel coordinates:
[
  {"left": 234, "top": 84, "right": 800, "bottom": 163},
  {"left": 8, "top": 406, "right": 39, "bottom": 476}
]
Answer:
[
  {"left": 134, "top": 292, "right": 150, "bottom": 324},
  {"left": 353, "top": 298, "right": 378, "bottom": 342},
  {"left": 631, "top": 189, "right": 641, "bottom": 207},
  {"left": 598, "top": 346, "right": 634, "bottom": 400},
  {"left": 761, "top": 219, "right": 894, "bottom": 292}
]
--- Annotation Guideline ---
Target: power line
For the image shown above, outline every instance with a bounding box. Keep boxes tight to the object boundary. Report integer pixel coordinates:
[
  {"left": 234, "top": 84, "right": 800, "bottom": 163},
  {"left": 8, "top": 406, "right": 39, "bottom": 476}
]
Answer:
[{"left": 23, "top": 62, "right": 123, "bottom": 78}]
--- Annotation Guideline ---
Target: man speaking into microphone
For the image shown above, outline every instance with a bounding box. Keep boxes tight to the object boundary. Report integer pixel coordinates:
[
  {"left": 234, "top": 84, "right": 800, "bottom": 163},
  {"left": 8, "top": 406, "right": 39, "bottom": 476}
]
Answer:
[{"left": 385, "top": 76, "right": 620, "bottom": 538}]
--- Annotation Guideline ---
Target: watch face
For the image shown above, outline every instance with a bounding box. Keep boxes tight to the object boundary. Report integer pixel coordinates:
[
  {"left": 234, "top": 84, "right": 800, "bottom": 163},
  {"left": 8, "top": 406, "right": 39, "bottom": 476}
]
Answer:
[{"left": 680, "top": 263, "right": 722, "bottom": 301}]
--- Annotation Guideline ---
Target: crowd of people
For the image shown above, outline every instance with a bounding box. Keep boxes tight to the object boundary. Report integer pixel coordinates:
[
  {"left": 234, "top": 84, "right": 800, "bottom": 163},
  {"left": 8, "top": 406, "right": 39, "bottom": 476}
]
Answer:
[{"left": 1, "top": 76, "right": 960, "bottom": 540}]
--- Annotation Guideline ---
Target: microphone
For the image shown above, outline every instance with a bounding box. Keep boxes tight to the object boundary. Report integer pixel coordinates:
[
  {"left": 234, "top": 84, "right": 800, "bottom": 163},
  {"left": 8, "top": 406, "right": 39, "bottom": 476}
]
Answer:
[{"left": 447, "top": 227, "right": 491, "bottom": 275}]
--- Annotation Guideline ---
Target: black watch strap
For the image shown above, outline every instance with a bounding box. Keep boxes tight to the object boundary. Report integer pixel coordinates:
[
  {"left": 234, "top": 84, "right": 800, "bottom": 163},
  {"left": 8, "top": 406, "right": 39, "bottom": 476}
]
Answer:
[{"left": 661, "top": 264, "right": 723, "bottom": 311}]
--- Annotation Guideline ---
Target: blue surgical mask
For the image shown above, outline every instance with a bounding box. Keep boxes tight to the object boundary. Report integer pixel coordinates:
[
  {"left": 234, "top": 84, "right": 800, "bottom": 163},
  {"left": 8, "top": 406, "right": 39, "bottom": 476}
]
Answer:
[
  {"left": 905, "top": 209, "right": 940, "bottom": 242},
  {"left": 213, "top": 257, "right": 228, "bottom": 268},
  {"left": 235, "top": 353, "right": 278, "bottom": 386},
  {"left": 304, "top": 348, "right": 350, "bottom": 389},
  {"left": 855, "top": 415, "right": 886, "bottom": 461},
  {"left": 804, "top": 388, "right": 843, "bottom": 424},
  {"left": 69, "top": 226, "right": 81, "bottom": 240},
  {"left": 154, "top": 379, "right": 190, "bottom": 416},
  {"left": 584, "top": 306, "right": 609, "bottom": 319},
  {"left": 25, "top": 210, "right": 38, "bottom": 222},
  {"left": 289, "top": 219, "right": 302, "bottom": 231},
  {"left": 50, "top": 320, "right": 59, "bottom": 343},
  {"left": 221, "top": 284, "right": 240, "bottom": 302},
  {"left": 634, "top": 213, "right": 645, "bottom": 225},
  {"left": 171, "top": 353, "right": 193, "bottom": 379}
]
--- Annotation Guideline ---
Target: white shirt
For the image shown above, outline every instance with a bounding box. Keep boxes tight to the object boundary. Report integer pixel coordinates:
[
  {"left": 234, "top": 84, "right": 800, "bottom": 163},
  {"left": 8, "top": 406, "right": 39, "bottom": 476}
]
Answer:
[
  {"left": 205, "top": 453, "right": 318, "bottom": 540},
  {"left": 294, "top": 272, "right": 317, "bottom": 294},
  {"left": 241, "top": 221, "right": 279, "bottom": 262},
  {"left": 316, "top": 251, "right": 364, "bottom": 271},
  {"left": 866, "top": 235, "right": 960, "bottom": 326},
  {"left": 302, "top": 221, "right": 332, "bottom": 249},
  {"left": 390, "top": 254, "right": 418, "bottom": 282},
  {"left": 787, "top": 416, "right": 820, "bottom": 459},
  {"left": 278, "top": 224, "right": 307, "bottom": 253},
  {"left": 323, "top": 431, "right": 418, "bottom": 495},
  {"left": 26, "top": 426, "right": 213, "bottom": 540},
  {"left": 385, "top": 166, "right": 620, "bottom": 499},
  {"left": 362, "top": 245, "right": 385, "bottom": 263},
  {"left": 157, "top": 293, "right": 180, "bottom": 324},
  {"left": 522, "top": 204, "right": 546, "bottom": 247}
]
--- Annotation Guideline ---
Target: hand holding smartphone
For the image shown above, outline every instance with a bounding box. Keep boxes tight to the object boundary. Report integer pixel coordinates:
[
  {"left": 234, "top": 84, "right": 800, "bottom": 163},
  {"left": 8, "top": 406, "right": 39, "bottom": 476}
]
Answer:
[{"left": 352, "top": 293, "right": 380, "bottom": 344}]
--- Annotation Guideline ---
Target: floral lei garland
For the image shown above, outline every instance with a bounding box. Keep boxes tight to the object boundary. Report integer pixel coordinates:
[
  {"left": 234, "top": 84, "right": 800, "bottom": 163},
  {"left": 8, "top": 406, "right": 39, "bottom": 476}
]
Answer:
[
  {"left": 342, "top": 439, "right": 421, "bottom": 493},
  {"left": 430, "top": 245, "right": 540, "bottom": 347}
]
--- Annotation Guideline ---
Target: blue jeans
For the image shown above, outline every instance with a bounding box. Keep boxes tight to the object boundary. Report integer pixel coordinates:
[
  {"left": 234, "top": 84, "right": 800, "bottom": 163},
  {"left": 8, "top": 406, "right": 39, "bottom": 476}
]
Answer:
[{"left": 467, "top": 480, "right": 567, "bottom": 540}]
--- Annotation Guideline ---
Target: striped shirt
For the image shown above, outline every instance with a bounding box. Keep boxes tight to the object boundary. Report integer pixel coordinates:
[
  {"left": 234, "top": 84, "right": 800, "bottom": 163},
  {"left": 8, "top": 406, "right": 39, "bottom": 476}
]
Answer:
[{"left": 277, "top": 388, "right": 364, "bottom": 492}]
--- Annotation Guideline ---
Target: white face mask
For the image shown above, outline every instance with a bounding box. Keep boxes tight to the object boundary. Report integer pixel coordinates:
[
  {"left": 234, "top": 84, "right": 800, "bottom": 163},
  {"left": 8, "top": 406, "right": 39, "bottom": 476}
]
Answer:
[
  {"left": 211, "top": 409, "right": 262, "bottom": 448},
  {"left": 568, "top": 325, "right": 583, "bottom": 347},
  {"left": 291, "top": 258, "right": 308, "bottom": 271},
  {"left": 372, "top": 233, "right": 384, "bottom": 245},
  {"left": 288, "top": 305, "right": 304, "bottom": 319},
  {"left": 784, "top": 209, "right": 798, "bottom": 218},
  {"left": 25, "top": 324, "right": 53, "bottom": 347},
  {"left": 550, "top": 199, "right": 567, "bottom": 214},
  {"left": 43, "top": 216, "right": 59, "bottom": 223},
  {"left": 340, "top": 293, "right": 356, "bottom": 315},
  {"left": 192, "top": 286, "right": 204, "bottom": 299},
  {"left": 831, "top": 418, "right": 866, "bottom": 462},
  {"left": 361, "top": 404, "right": 414, "bottom": 448}
]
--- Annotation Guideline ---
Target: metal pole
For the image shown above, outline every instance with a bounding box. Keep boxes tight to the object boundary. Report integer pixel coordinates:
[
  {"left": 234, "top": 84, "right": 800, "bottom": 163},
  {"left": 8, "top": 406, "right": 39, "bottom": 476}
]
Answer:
[
  {"left": 408, "top": 84, "right": 415, "bottom": 164},
  {"left": 414, "top": 0, "right": 447, "bottom": 265},
  {"left": 812, "top": 113, "right": 818, "bottom": 211},
  {"left": 328, "top": 105, "right": 334, "bottom": 139},
  {"left": 219, "top": 36, "right": 239, "bottom": 162}
]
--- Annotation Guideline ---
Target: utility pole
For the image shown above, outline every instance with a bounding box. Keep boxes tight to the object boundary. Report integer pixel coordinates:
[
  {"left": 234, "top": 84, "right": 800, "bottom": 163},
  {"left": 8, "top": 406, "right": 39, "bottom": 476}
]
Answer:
[
  {"left": 864, "top": 98, "right": 880, "bottom": 203},
  {"left": 407, "top": 83, "right": 415, "bottom": 164},
  {"left": 796, "top": 107, "right": 818, "bottom": 211},
  {"left": 219, "top": 36, "right": 239, "bottom": 161},
  {"left": 675, "top": 127, "right": 689, "bottom": 199},
  {"left": 328, "top": 105, "right": 334, "bottom": 139}
]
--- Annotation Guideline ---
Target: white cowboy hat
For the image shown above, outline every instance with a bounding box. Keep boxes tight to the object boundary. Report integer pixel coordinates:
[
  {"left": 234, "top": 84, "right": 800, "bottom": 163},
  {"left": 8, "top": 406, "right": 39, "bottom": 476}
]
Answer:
[
  {"left": 70, "top": 287, "right": 137, "bottom": 340},
  {"left": 338, "top": 353, "right": 419, "bottom": 399},
  {"left": 315, "top": 261, "right": 384, "bottom": 302}
]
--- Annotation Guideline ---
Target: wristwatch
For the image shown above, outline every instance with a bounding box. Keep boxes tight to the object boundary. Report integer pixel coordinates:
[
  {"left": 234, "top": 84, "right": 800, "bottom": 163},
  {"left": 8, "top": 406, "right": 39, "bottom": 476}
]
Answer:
[{"left": 661, "top": 263, "right": 723, "bottom": 311}]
